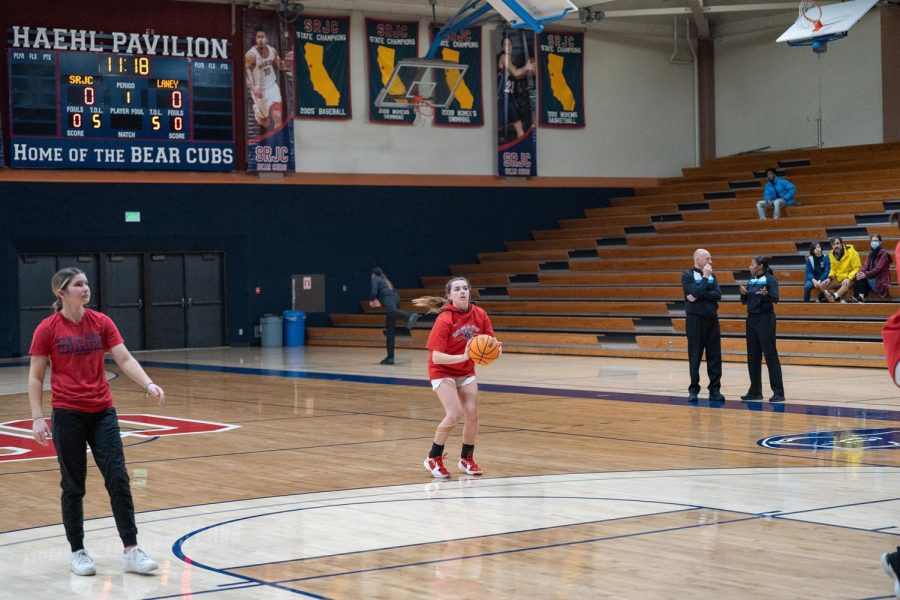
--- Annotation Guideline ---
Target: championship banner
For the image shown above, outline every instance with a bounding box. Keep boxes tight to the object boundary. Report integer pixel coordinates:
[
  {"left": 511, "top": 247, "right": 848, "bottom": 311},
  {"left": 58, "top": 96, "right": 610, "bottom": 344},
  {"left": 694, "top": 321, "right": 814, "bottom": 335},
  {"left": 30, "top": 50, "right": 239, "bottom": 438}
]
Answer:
[
  {"left": 495, "top": 29, "right": 537, "bottom": 177},
  {"left": 244, "top": 10, "right": 295, "bottom": 172},
  {"left": 431, "top": 25, "right": 483, "bottom": 127},
  {"left": 295, "top": 15, "right": 351, "bottom": 120},
  {"left": 366, "top": 18, "right": 418, "bottom": 124},
  {"left": 538, "top": 31, "right": 584, "bottom": 128}
]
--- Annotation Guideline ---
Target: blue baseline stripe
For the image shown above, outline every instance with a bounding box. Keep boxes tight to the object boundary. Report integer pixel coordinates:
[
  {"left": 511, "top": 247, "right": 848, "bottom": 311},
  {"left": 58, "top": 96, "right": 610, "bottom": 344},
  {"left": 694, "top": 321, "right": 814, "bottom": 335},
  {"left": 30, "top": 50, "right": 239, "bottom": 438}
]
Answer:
[{"left": 135, "top": 360, "right": 900, "bottom": 422}]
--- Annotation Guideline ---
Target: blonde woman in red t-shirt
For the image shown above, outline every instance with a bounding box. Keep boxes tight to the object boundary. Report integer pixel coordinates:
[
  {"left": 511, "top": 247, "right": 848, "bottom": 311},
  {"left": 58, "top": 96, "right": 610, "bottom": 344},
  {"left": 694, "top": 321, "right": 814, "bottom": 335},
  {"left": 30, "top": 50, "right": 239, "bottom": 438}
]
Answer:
[
  {"left": 413, "top": 276, "right": 500, "bottom": 478},
  {"left": 27, "top": 268, "right": 165, "bottom": 577}
]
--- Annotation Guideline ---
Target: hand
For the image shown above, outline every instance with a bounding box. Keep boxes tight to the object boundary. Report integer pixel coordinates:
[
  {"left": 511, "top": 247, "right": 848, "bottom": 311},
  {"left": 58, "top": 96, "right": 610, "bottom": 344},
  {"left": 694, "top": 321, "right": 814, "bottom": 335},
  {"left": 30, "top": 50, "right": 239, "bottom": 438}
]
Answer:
[
  {"left": 253, "top": 88, "right": 263, "bottom": 99},
  {"left": 369, "top": 299, "right": 382, "bottom": 308},
  {"left": 32, "top": 417, "right": 51, "bottom": 446},
  {"left": 686, "top": 294, "right": 697, "bottom": 302},
  {"left": 739, "top": 284, "right": 748, "bottom": 295},
  {"left": 821, "top": 278, "right": 831, "bottom": 288},
  {"left": 841, "top": 279, "right": 851, "bottom": 287},
  {"left": 756, "top": 287, "right": 769, "bottom": 295},
  {"left": 702, "top": 264, "right": 713, "bottom": 278},
  {"left": 855, "top": 272, "right": 865, "bottom": 280},
  {"left": 147, "top": 383, "right": 166, "bottom": 406}
]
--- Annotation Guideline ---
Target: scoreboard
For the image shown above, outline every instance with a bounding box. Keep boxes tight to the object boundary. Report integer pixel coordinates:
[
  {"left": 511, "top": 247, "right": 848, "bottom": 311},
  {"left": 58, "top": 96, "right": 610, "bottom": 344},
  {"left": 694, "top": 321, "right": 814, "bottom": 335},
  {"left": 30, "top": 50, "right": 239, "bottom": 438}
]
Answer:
[{"left": 8, "top": 49, "right": 236, "bottom": 171}]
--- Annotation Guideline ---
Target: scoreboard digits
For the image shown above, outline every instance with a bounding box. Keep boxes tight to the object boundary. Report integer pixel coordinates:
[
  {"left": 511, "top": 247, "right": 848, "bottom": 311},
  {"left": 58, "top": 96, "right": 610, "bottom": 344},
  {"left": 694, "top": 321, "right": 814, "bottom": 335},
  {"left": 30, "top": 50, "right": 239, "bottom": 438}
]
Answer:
[{"left": 8, "top": 48, "right": 235, "bottom": 171}]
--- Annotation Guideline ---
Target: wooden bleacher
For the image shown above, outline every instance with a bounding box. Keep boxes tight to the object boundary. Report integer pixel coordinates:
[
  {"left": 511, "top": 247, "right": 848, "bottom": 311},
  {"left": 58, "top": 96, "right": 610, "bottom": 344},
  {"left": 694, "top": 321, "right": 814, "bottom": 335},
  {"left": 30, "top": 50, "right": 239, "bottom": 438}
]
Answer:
[{"left": 309, "top": 142, "right": 900, "bottom": 368}]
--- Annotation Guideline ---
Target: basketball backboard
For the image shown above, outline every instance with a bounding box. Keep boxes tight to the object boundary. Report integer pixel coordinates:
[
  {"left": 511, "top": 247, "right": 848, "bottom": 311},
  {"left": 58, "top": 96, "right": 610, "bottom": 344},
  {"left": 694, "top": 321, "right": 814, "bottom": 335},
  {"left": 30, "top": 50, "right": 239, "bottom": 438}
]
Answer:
[
  {"left": 374, "top": 58, "right": 468, "bottom": 109},
  {"left": 776, "top": 0, "right": 879, "bottom": 44},
  {"left": 486, "top": 0, "right": 578, "bottom": 31}
]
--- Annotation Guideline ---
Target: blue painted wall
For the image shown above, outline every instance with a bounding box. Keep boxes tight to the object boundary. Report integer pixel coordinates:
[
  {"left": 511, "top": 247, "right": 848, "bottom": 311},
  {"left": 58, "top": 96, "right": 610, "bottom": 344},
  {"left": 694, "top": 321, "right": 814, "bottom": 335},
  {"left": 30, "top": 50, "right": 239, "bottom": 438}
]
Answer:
[{"left": 0, "top": 182, "right": 626, "bottom": 356}]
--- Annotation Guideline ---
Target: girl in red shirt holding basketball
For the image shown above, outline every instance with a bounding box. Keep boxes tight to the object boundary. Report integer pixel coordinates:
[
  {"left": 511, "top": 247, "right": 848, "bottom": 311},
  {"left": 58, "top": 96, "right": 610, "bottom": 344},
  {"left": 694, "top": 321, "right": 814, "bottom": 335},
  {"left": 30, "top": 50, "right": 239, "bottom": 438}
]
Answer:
[
  {"left": 414, "top": 276, "right": 500, "bottom": 478},
  {"left": 27, "top": 268, "right": 165, "bottom": 577}
]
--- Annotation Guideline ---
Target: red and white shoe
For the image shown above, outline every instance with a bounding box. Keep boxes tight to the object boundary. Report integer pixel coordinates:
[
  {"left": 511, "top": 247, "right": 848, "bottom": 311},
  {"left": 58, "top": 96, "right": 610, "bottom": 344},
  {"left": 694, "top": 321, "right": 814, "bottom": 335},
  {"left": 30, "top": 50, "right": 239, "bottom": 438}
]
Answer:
[
  {"left": 457, "top": 455, "right": 482, "bottom": 475},
  {"left": 424, "top": 455, "right": 450, "bottom": 478}
]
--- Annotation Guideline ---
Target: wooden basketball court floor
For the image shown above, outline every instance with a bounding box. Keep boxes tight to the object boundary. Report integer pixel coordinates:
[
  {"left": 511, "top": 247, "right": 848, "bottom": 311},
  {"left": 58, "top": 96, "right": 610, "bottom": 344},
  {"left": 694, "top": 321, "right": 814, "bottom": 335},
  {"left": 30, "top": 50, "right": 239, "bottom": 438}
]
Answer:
[{"left": 1, "top": 346, "right": 899, "bottom": 599}]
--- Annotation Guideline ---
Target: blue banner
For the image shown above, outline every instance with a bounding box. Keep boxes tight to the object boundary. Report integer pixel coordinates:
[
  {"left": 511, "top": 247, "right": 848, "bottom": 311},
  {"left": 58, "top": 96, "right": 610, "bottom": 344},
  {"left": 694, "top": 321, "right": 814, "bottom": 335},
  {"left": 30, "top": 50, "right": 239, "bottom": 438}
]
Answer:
[
  {"left": 538, "top": 31, "right": 585, "bottom": 128},
  {"left": 495, "top": 29, "right": 537, "bottom": 177},
  {"left": 9, "top": 139, "right": 235, "bottom": 171},
  {"left": 244, "top": 10, "right": 296, "bottom": 172}
]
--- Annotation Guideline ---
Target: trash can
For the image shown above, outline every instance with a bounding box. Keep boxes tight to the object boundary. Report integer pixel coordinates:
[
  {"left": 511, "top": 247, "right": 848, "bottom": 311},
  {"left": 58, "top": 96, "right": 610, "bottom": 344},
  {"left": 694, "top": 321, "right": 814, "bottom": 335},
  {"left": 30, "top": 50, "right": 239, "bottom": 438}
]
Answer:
[
  {"left": 260, "top": 314, "right": 283, "bottom": 347},
  {"left": 283, "top": 310, "right": 306, "bottom": 346}
]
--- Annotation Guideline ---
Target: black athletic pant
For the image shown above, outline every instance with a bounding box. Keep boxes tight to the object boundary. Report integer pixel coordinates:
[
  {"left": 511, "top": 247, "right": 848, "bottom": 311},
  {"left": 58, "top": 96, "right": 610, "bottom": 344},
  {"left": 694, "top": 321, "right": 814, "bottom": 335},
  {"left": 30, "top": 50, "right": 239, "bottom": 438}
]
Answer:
[
  {"left": 381, "top": 294, "right": 414, "bottom": 359},
  {"left": 745, "top": 312, "right": 784, "bottom": 396},
  {"left": 686, "top": 313, "right": 722, "bottom": 397},
  {"left": 52, "top": 408, "right": 138, "bottom": 551}
]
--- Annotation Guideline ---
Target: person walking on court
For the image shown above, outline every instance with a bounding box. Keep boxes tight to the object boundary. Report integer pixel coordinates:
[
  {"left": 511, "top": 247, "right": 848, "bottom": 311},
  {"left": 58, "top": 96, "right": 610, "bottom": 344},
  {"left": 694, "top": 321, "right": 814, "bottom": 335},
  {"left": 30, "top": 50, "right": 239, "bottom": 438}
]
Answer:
[
  {"left": 27, "top": 267, "right": 165, "bottom": 576},
  {"left": 756, "top": 168, "right": 796, "bottom": 220},
  {"left": 413, "top": 276, "right": 497, "bottom": 478},
  {"left": 370, "top": 267, "right": 420, "bottom": 365},
  {"left": 739, "top": 256, "right": 785, "bottom": 403},
  {"left": 681, "top": 249, "right": 725, "bottom": 402}
]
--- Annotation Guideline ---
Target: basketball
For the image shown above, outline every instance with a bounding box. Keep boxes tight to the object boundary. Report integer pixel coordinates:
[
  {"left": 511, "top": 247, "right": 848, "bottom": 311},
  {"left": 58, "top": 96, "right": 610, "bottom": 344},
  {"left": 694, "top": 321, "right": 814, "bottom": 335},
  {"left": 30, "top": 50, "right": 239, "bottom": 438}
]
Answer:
[{"left": 468, "top": 334, "right": 501, "bottom": 365}]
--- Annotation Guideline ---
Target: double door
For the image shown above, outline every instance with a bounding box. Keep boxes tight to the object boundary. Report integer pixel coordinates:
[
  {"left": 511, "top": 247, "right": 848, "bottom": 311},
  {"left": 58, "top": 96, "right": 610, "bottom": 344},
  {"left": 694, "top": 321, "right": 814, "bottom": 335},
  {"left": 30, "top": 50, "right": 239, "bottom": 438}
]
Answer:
[{"left": 18, "top": 252, "right": 225, "bottom": 354}]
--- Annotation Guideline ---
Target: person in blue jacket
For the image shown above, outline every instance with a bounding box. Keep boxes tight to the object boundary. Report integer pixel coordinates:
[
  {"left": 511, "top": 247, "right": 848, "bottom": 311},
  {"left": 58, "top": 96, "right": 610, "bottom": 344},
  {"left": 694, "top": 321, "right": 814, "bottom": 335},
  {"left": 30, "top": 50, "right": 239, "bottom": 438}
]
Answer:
[
  {"left": 804, "top": 241, "right": 831, "bottom": 302},
  {"left": 756, "top": 168, "right": 796, "bottom": 220}
]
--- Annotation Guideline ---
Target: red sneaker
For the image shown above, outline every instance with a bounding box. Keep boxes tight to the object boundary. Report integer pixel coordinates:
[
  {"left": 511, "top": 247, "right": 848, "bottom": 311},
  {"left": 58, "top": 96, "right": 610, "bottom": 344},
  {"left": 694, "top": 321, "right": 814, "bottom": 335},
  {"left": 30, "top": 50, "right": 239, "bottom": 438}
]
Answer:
[
  {"left": 457, "top": 455, "right": 482, "bottom": 475},
  {"left": 424, "top": 454, "right": 450, "bottom": 478}
]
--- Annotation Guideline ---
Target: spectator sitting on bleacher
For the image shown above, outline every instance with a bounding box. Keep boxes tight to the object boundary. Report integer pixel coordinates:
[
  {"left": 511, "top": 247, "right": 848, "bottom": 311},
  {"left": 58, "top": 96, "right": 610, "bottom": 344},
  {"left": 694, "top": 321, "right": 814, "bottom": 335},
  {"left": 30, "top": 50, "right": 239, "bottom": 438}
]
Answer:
[
  {"left": 822, "top": 236, "right": 862, "bottom": 303},
  {"left": 756, "top": 168, "right": 797, "bottom": 221},
  {"left": 854, "top": 234, "right": 892, "bottom": 302},
  {"left": 805, "top": 241, "right": 830, "bottom": 302}
]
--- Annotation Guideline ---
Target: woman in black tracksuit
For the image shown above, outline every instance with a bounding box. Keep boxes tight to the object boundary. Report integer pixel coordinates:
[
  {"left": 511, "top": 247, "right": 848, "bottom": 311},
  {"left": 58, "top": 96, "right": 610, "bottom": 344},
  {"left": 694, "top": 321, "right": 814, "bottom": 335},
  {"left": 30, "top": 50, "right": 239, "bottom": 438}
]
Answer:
[
  {"left": 370, "top": 267, "right": 419, "bottom": 365},
  {"left": 739, "top": 256, "right": 785, "bottom": 403}
]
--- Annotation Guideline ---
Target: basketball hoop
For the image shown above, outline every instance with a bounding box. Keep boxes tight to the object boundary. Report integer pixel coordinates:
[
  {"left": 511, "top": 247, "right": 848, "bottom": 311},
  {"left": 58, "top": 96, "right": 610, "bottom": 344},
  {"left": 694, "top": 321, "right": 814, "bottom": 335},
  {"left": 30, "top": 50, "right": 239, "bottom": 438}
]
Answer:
[
  {"left": 413, "top": 95, "right": 434, "bottom": 126},
  {"left": 799, "top": 0, "right": 823, "bottom": 32}
]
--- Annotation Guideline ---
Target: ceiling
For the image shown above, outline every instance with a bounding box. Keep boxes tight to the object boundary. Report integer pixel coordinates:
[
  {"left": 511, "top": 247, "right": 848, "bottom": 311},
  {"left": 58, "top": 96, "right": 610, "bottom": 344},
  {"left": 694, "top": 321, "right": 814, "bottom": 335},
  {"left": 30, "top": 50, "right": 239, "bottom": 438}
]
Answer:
[{"left": 182, "top": 0, "right": 870, "bottom": 40}]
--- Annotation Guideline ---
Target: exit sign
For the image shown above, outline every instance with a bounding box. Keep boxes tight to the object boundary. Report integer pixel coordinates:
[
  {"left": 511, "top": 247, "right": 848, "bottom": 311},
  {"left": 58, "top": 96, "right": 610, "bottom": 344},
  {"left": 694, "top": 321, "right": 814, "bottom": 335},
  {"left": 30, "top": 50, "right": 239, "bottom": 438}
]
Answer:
[{"left": 125, "top": 211, "right": 141, "bottom": 223}]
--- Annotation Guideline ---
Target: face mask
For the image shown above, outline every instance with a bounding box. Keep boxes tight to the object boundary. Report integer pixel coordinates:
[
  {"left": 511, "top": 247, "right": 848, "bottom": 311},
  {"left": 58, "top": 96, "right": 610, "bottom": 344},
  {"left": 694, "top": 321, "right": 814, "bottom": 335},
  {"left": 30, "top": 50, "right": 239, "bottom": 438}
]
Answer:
[{"left": 872, "top": 241, "right": 881, "bottom": 250}]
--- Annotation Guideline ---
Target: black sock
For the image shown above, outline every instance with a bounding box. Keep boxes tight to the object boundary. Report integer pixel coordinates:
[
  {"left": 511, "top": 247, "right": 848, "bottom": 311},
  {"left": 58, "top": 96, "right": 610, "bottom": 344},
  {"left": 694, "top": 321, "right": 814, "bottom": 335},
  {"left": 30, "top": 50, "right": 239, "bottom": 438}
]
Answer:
[
  {"left": 429, "top": 443, "right": 444, "bottom": 459},
  {"left": 461, "top": 443, "right": 474, "bottom": 458}
]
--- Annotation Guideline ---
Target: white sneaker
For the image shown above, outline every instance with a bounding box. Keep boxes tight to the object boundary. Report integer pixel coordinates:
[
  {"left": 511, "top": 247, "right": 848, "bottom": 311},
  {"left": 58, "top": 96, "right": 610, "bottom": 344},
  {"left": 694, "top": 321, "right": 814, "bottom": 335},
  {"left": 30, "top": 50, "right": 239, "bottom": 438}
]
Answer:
[
  {"left": 70, "top": 549, "right": 96, "bottom": 576},
  {"left": 123, "top": 546, "right": 159, "bottom": 574}
]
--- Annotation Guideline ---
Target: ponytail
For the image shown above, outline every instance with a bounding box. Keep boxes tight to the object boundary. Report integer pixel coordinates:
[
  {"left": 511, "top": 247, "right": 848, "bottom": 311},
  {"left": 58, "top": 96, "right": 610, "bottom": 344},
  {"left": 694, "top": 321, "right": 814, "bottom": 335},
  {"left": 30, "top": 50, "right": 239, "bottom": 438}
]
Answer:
[
  {"left": 50, "top": 267, "right": 84, "bottom": 312},
  {"left": 412, "top": 276, "right": 471, "bottom": 314}
]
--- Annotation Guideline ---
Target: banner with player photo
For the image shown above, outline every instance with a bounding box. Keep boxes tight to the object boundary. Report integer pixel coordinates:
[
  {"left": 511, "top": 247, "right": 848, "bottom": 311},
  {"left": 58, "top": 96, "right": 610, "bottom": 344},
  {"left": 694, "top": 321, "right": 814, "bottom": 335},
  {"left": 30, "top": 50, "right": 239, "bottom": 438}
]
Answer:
[
  {"left": 538, "top": 31, "right": 584, "bottom": 128},
  {"left": 366, "top": 18, "right": 419, "bottom": 124},
  {"left": 295, "top": 15, "right": 351, "bottom": 120},
  {"left": 244, "top": 9, "right": 296, "bottom": 172},
  {"left": 431, "top": 25, "right": 483, "bottom": 127},
  {"left": 494, "top": 28, "right": 537, "bottom": 177}
]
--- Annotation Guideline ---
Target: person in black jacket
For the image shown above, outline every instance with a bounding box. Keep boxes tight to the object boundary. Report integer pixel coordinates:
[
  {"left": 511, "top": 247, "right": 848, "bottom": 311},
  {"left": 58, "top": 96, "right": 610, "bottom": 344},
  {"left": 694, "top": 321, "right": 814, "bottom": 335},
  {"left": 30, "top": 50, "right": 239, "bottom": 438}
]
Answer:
[
  {"left": 739, "top": 256, "right": 785, "bottom": 402},
  {"left": 681, "top": 249, "right": 725, "bottom": 402},
  {"left": 370, "top": 267, "right": 420, "bottom": 365}
]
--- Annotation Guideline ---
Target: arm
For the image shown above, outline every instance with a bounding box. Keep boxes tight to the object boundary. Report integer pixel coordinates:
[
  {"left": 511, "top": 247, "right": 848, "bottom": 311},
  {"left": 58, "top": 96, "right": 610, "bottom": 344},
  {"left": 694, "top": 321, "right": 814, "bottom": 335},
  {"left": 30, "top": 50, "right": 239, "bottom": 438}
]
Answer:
[
  {"left": 780, "top": 179, "right": 796, "bottom": 202},
  {"left": 27, "top": 355, "right": 52, "bottom": 444},
  {"left": 805, "top": 257, "right": 814, "bottom": 283},
  {"left": 763, "top": 182, "right": 774, "bottom": 202},
  {"left": 109, "top": 344, "right": 165, "bottom": 404},
  {"left": 245, "top": 53, "right": 262, "bottom": 98},
  {"left": 500, "top": 53, "right": 533, "bottom": 79},
  {"left": 870, "top": 252, "right": 891, "bottom": 277},
  {"left": 431, "top": 345, "right": 471, "bottom": 365},
  {"left": 882, "top": 310, "right": 900, "bottom": 387},
  {"left": 765, "top": 276, "right": 779, "bottom": 303},
  {"left": 846, "top": 249, "right": 862, "bottom": 281}
]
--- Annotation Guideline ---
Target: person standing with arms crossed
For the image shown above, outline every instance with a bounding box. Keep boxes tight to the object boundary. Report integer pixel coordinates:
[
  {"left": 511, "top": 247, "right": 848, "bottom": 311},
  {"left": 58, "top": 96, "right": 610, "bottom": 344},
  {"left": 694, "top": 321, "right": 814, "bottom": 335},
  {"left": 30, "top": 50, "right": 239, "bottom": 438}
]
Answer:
[
  {"left": 28, "top": 267, "right": 165, "bottom": 576},
  {"left": 413, "top": 276, "right": 498, "bottom": 478},
  {"left": 681, "top": 249, "right": 725, "bottom": 402},
  {"left": 739, "top": 256, "right": 785, "bottom": 402}
]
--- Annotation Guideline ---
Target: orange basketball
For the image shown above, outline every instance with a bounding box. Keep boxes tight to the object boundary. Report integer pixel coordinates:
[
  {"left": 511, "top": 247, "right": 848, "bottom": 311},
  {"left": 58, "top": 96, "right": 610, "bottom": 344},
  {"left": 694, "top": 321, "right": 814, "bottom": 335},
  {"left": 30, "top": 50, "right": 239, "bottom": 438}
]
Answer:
[{"left": 468, "top": 334, "right": 501, "bottom": 365}]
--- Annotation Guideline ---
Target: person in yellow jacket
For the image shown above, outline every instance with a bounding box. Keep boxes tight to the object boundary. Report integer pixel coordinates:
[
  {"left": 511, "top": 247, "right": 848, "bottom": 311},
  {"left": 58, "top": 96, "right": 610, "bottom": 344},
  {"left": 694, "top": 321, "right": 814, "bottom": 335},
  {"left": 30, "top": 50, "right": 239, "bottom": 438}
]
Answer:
[{"left": 822, "top": 236, "right": 862, "bottom": 302}]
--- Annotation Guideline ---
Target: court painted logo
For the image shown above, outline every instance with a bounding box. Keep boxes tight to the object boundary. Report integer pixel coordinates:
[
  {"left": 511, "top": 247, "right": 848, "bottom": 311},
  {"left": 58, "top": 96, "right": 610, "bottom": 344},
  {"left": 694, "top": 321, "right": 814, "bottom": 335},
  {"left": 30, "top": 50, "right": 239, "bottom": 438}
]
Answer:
[
  {"left": 759, "top": 428, "right": 900, "bottom": 450},
  {"left": 0, "top": 414, "right": 239, "bottom": 462}
]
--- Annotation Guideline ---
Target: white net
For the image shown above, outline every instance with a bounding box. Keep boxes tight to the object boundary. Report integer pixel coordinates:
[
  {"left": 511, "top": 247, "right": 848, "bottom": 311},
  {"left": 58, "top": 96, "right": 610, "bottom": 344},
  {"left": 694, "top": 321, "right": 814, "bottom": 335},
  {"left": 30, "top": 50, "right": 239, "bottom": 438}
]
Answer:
[
  {"left": 798, "top": 0, "right": 823, "bottom": 30},
  {"left": 413, "top": 98, "right": 434, "bottom": 127}
]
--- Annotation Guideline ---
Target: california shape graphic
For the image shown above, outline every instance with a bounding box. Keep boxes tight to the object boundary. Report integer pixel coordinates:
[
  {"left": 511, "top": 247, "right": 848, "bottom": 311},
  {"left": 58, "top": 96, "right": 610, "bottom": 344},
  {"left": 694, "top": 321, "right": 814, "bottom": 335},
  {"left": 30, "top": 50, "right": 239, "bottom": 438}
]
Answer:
[
  {"left": 303, "top": 42, "right": 341, "bottom": 106},
  {"left": 547, "top": 53, "right": 576, "bottom": 111},
  {"left": 376, "top": 45, "right": 407, "bottom": 98},
  {"left": 440, "top": 48, "right": 474, "bottom": 110}
]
